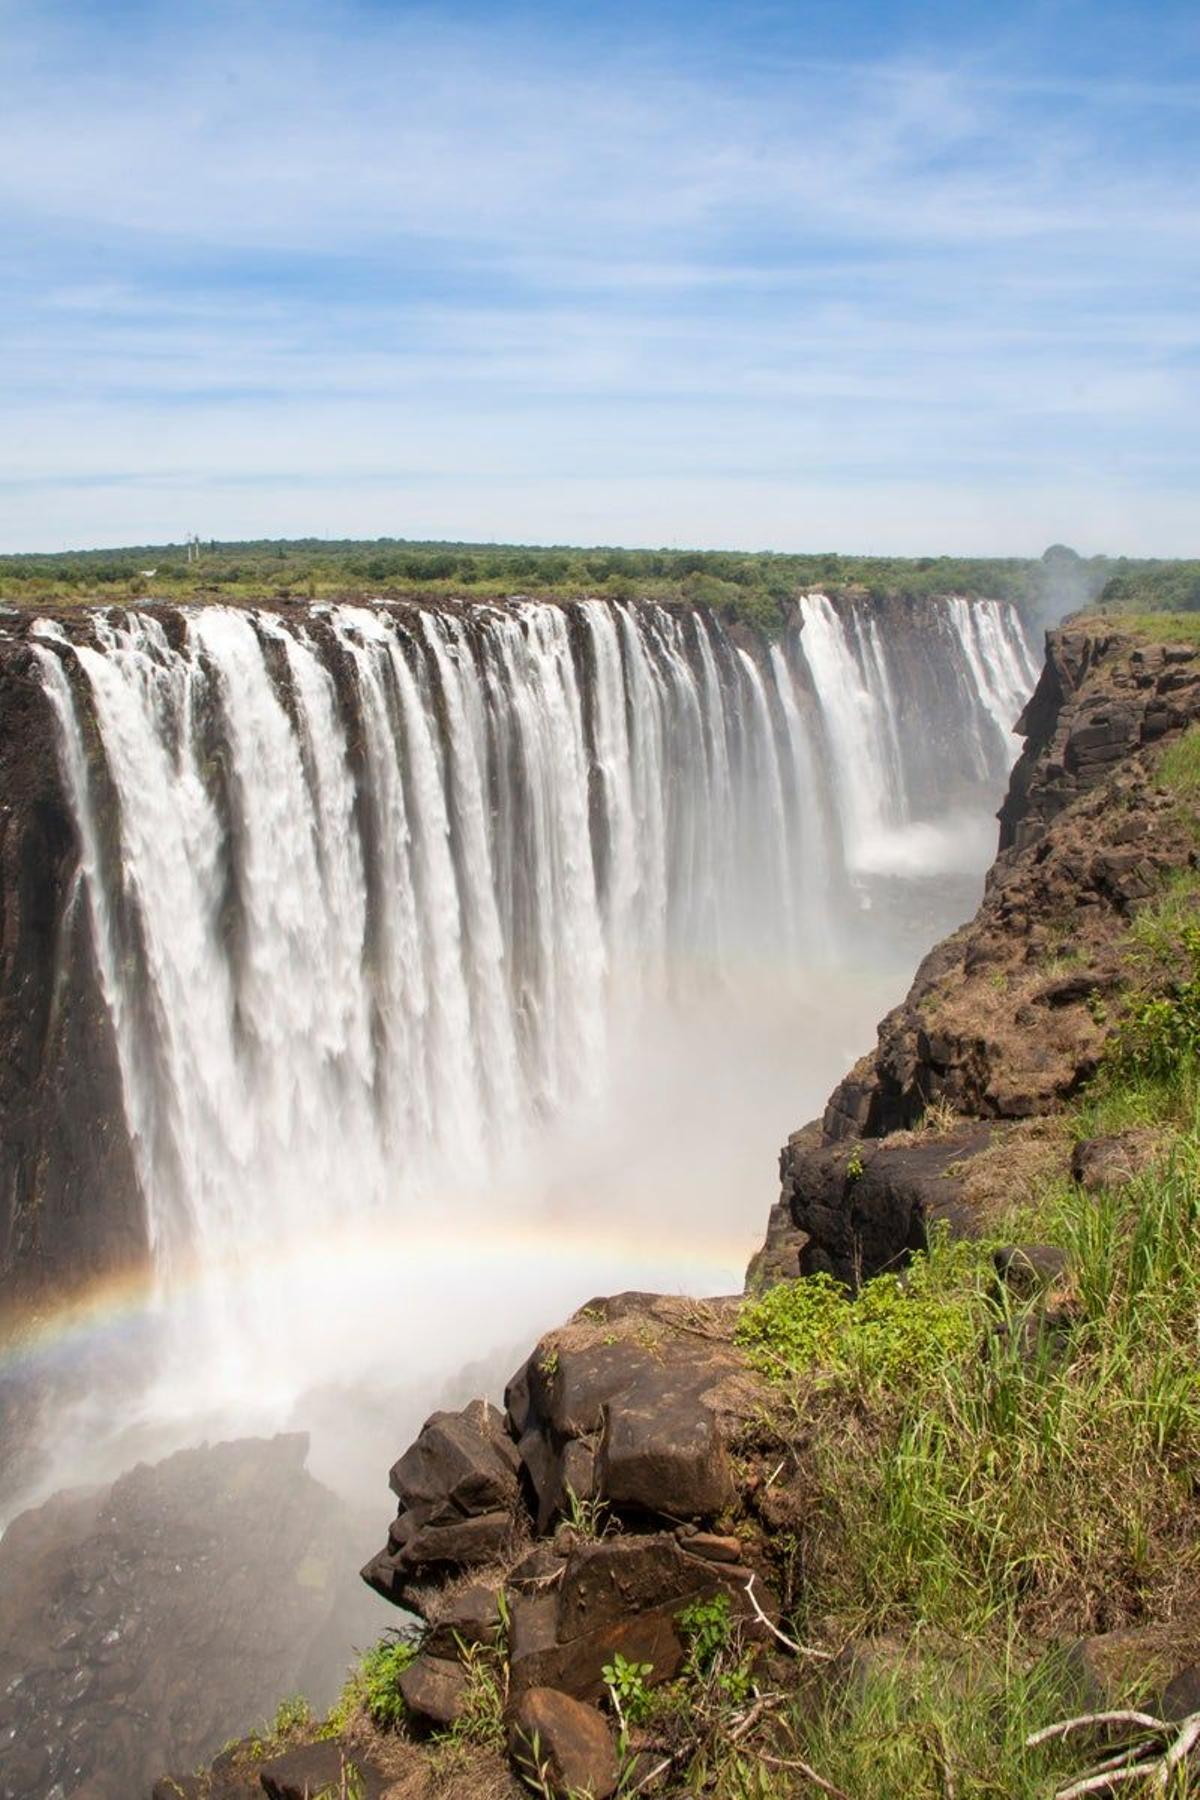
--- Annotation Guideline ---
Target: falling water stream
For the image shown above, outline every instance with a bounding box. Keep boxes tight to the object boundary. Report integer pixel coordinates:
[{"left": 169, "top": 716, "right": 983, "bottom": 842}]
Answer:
[{"left": 25, "top": 592, "right": 1038, "bottom": 1504}]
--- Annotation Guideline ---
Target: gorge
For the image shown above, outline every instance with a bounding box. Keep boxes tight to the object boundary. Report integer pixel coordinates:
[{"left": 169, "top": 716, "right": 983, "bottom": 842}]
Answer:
[{"left": 0, "top": 589, "right": 1043, "bottom": 1795}]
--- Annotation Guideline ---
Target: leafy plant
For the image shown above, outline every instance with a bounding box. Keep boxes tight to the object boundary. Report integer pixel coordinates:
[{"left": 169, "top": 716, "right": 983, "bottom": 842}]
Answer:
[
  {"left": 1103, "top": 922, "right": 1200, "bottom": 1084},
  {"left": 352, "top": 1630, "right": 421, "bottom": 1730},
  {"left": 735, "top": 1244, "right": 984, "bottom": 1392},
  {"left": 676, "top": 1592, "right": 755, "bottom": 1709},
  {"left": 270, "top": 1694, "right": 313, "bottom": 1736},
  {"left": 602, "top": 1651, "right": 654, "bottom": 1730},
  {"left": 562, "top": 1481, "right": 610, "bottom": 1539}
]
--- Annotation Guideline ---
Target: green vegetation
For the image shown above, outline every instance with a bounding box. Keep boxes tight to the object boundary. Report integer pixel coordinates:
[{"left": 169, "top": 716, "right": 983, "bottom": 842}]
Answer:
[
  {"left": 0, "top": 535, "right": 1122, "bottom": 630},
  {"left": 319, "top": 1630, "right": 420, "bottom": 1737},
  {"left": 602, "top": 1650, "right": 655, "bottom": 1728},
  {"left": 712, "top": 877, "right": 1200, "bottom": 1797},
  {"left": 735, "top": 1245, "right": 986, "bottom": 1393},
  {"left": 1160, "top": 724, "right": 1200, "bottom": 797},
  {"left": 1097, "top": 561, "right": 1200, "bottom": 615}
]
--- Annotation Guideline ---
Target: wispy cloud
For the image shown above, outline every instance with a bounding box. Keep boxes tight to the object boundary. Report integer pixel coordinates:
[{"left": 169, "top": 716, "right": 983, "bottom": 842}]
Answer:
[{"left": 1, "top": 0, "right": 1197, "bottom": 553}]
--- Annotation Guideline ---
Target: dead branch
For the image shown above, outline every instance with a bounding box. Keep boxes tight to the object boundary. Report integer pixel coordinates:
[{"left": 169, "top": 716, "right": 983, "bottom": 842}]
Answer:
[
  {"left": 756, "top": 1750, "right": 853, "bottom": 1798},
  {"left": 1026, "top": 1711, "right": 1169, "bottom": 1748},
  {"left": 1028, "top": 1705, "right": 1200, "bottom": 1799},
  {"left": 743, "top": 1574, "right": 835, "bottom": 1661}
]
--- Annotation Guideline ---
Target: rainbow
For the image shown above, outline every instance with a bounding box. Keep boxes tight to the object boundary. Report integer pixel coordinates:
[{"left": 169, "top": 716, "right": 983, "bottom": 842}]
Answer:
[{"left": 0, "top": 1212, "right": 755, "bottom": 1385}]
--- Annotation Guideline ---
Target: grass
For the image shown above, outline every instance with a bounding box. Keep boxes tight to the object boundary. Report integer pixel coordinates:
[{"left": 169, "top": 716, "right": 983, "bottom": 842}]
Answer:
[
  {"left": 1160, "top": 724, "right": 1200, "bottom": 798},
  {"left": 1085, "top": 608, "right": 1200, "bottom": 645}
]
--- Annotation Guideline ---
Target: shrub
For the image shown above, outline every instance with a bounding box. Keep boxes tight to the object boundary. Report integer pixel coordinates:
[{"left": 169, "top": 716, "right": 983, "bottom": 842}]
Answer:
[
  {"left": 1103, "top": 922, "right": 1200, "bottom": 1085},
  {"left": 344, "top": 1632, "right": 420, "bottom": 1731},
  {"left": 735, "top": 1245, "right": 984, "bottom": 1392}
]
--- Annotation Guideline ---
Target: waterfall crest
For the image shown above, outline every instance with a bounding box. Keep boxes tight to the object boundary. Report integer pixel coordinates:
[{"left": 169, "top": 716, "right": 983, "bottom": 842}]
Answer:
[{"left": 32, "top": 593, "right": 1037, "bottom": 1310}]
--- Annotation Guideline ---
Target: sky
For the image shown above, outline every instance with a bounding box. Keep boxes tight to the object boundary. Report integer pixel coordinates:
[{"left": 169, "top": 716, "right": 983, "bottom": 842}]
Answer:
[{"left": 1, "top": 0, "right": 1198, "bottom": 557}]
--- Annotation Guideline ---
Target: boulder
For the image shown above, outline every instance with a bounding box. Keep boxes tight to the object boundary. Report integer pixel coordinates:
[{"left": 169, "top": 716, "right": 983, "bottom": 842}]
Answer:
[
  {"left": 388, "top": 1400, "right": 520, "bottom": 1518},
  {"left": 1071, "top": 1132, "right": 1159, "bottom": 1193},
  {"left": 598, "top": 1365, "right": 736, "bottom": 1519},
  {"left": 992, "top": 1244, "right": 1069, "bottom": 1301},
  {"left": 506, "top": 1533, "right": 773, "bottom": 1703},
  {"left": 397, "top": 1653, "right": 471, "bottom": 1730},
  {"left": 1163, "top": 1664, "right": 1200, "bottom": 1722},
  {"left": 364, "top": 1399, "right": 523, "bottom": 1606},
  {"left": 507, "top": 1687, "right": 619, "bottom": 1799},
  {"left": 506, "top": 1294, "right": 765, "bottom": 1532},
  {"left": 423, "top": 1580, "right": 504, "bottom": 1658},
  {"left": 259, "top": 1740, "right": 386, "bottom": 1798},
  {"left": 781, "top": 1128, "right": 992, "bottom": 1286},
  {"left": 1064, "top": 1628, "right": 1177, "bottom": 1711}
]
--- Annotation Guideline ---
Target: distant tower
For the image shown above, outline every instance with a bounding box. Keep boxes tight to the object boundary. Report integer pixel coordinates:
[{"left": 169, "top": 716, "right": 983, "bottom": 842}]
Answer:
[{"left": 185, "top": 533, "right": 202, "bottom": 564}]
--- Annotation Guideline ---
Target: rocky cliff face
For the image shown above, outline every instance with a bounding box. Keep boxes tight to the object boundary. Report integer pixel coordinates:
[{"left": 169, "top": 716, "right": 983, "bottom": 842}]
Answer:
[
  {"left": 783, "top": 622, "right": 1200, "bottom": 1283},
  {"left": 0, "top": 635, "right": 141, "bottom": 1303},
  {"left": 0, "top": 1434, "right": 378, "bottom": 1800}
]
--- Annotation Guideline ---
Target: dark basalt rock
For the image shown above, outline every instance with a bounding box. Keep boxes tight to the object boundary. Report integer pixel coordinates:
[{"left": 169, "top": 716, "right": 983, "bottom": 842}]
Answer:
[
  {"left": 1163, "top": 1664, "right": 1200, "bottom": 1723},
  {"left": 780, "top": 1125, "right": 992, "bottom": 1287},
  {"left": 506, "top": 1533, "right": 770, "bottom": 1704},
  {"left": 507, "top": 1687, "right": 619, "bottom": 1799},
  {"left": 388, "top": 1399, "right": 520, "bottom": 1517},
  {"left": 398, "top": 1653, "right": 472, "bottom": 1729},
  {"left": 992, "top": 1243, "right": 1070, "bottom": 1300},
  {"left": 363, "top": 1400, "right": 523, "bottom": 1607},
  {"left": 1071, "top": 1131, "right": 1159, "bottom": 1192},
  {"left": 504, "top": 1293, "right": 762, "bottom": 1532},
  {"left": 259, "top": 1739, "right": 387, "bottom": 1799},
  {"left": 423, "top": 1579, "right": 504, "bottom": 1658}
]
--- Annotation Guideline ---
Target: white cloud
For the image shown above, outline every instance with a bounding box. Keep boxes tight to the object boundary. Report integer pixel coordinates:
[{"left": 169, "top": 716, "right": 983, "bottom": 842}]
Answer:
[{"left": 0, "top": 2, "right": 1197, "bottom": 554}]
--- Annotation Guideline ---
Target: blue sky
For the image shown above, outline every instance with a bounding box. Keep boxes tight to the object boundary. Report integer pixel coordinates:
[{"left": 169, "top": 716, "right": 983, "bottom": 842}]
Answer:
[{"left": 1, "top": 0, "right": 1198, "bottom": 555}]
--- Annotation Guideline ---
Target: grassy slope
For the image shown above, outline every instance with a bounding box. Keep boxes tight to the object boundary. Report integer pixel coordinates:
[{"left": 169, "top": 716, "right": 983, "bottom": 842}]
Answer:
[{"left": 723, "top": 724, "right": 1200, "bottom": 1798}]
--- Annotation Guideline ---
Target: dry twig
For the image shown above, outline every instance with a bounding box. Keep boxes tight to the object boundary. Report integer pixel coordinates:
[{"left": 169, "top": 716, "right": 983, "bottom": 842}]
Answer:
[
  {"left": 743, "top": 1574, "right": 835, "bottom": 1661},
  {"left": 1026, "top": 1705, "right": 1200, "bottom": 1798}
]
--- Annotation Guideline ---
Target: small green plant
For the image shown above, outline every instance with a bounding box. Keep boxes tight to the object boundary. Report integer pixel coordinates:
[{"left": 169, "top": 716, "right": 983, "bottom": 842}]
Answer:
[
  {"left": 270, "top": 1694, "right": 313, "bottom": 1737},
  {"left": 442, "top": 1638, "right": 508, "bottom": 1750},
  {"left": 354, "top": 1630, "right": 421, "bottom": 1730},
  {"left": 602, "top": 1650, "right": 654, "bottom": 1732},
  {"left": 676, "top": 1592, "right": 755, "bottom": 1709},
  {"left": 677, "top": 1592, "right": 735, "bottom": 1678},
  {"left": 1086, "top": 987, "right": 1108, "bottom": 1025},
  {"left": 509, "top": 1726, "right": 557, "bottom": 1799},
  {"left": 563, "top": 1481, "right": 610, "bottom": 1539},
  {"left": 538, "top": 1345, "right": 560, "bottom": 1378},
  {"left": 846, "top": 1145, "right": 865, "bottom": 1181}
]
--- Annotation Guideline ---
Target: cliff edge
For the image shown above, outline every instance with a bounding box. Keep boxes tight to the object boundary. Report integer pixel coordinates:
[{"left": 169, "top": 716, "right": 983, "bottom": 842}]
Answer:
[{"left": 158, "top": 618, "right": 1200, "bottom": 1797}]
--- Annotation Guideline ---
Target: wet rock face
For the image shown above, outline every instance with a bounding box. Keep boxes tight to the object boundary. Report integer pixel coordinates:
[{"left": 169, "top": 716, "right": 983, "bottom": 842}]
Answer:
[
  {"left": 0, "top": 639, "right": 143, "bottom": 1303},
  {"left": 0, "top": 1435, "right": 379, "bottom": 1800}
]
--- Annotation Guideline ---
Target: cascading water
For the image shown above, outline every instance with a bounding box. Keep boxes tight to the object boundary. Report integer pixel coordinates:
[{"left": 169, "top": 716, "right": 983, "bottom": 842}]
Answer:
[{"left": 26, "top": 591, "right": 1036, "bottom": 1499}]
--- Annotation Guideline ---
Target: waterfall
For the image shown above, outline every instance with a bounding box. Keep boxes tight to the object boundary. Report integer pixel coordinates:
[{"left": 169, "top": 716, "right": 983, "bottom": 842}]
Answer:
[{"left": 29, "top": 591, "right": 1036, "bottom": 1419}]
